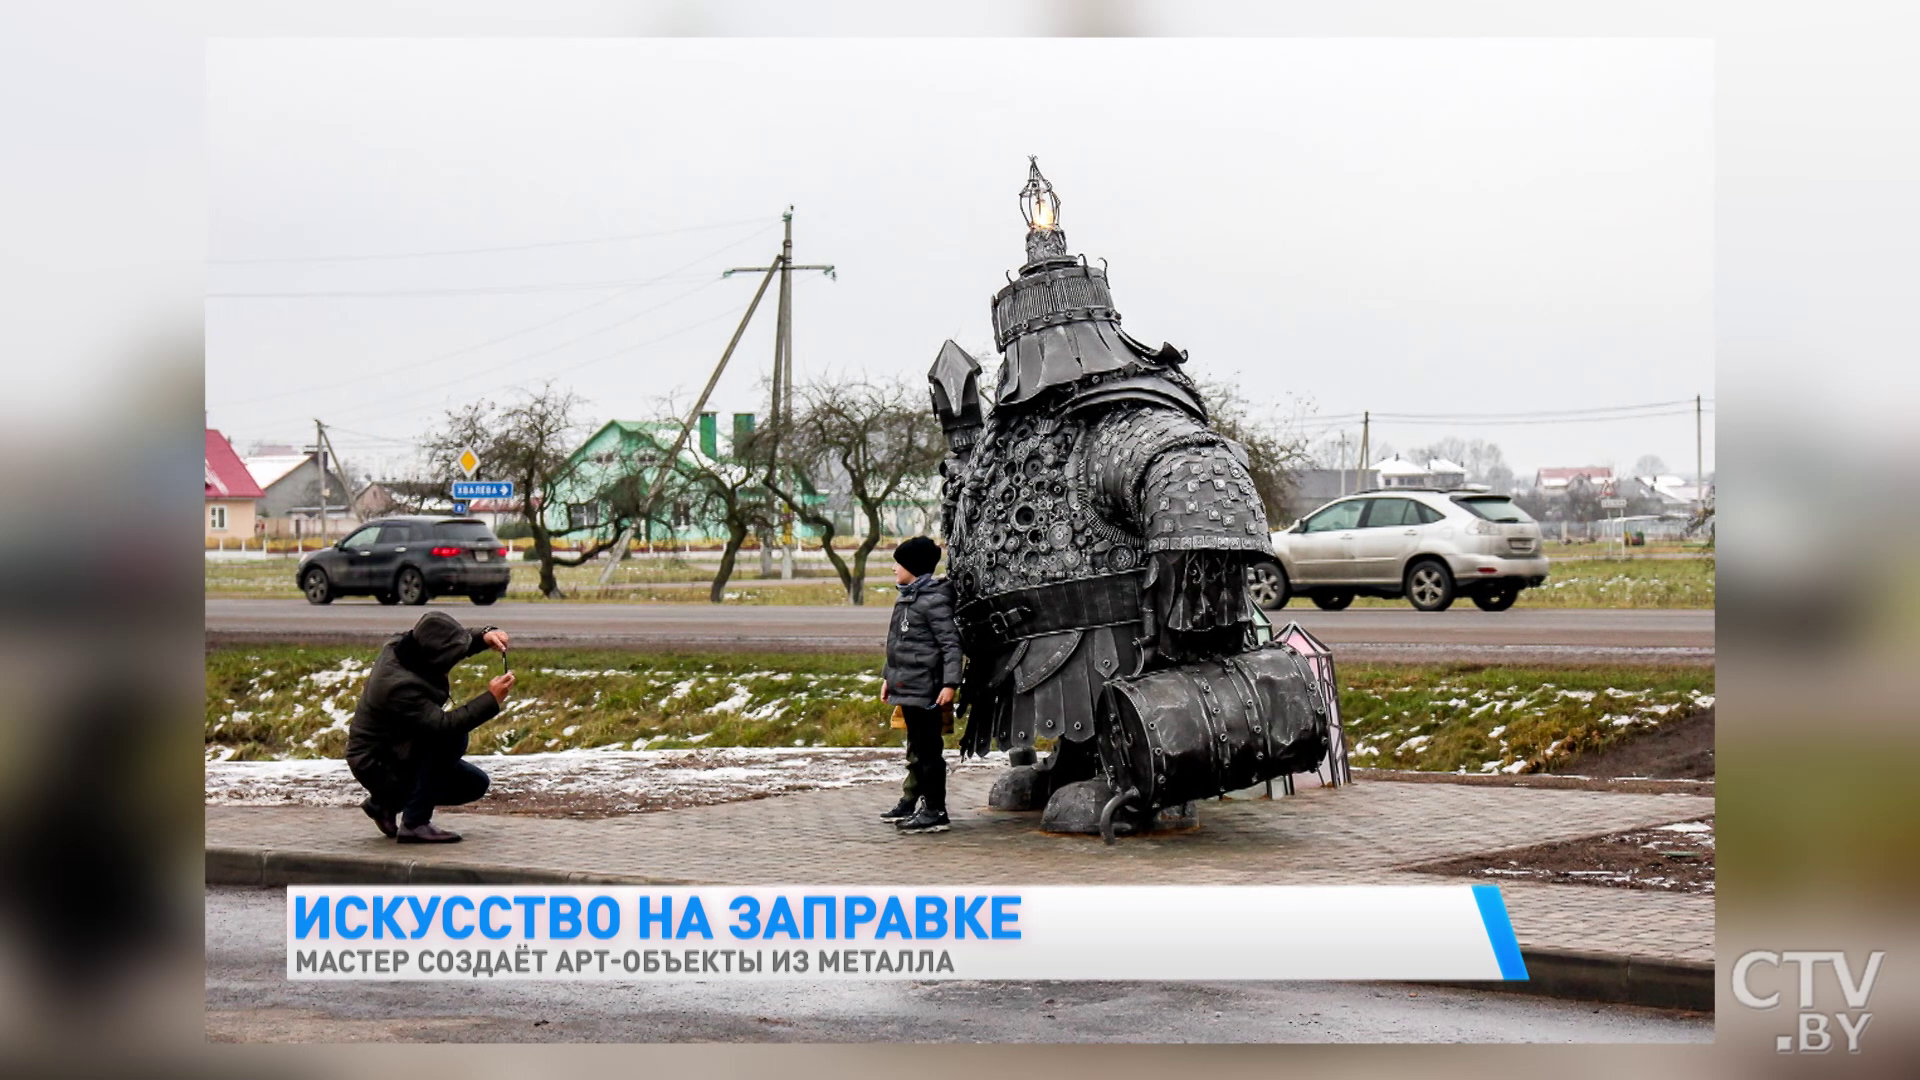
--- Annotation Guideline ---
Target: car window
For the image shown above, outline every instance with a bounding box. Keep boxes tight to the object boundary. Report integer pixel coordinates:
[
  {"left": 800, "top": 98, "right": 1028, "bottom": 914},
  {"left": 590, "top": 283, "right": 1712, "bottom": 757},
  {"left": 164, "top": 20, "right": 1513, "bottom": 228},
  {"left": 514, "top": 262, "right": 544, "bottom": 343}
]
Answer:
[
  {"left": 375, "top": 524, "right": 414, "bottom": 545},
  {"left": 1363, "top": 498, "right": 1416, "bottom": 528},
  {"left": 1455, "top": 497, "right": 1534, "bottom": 523},
  {"left": 433, "top": 521, "right": 498, "bottom": 542},
  {"left": 341, "top": 525, "right": 379, "bottom": 549},
  {"left": 1303, "top": 500, "right": 1365, "bottom": 533},
  {"left": 1413, "top": 502, "right": 1444, "bottom": 525}
]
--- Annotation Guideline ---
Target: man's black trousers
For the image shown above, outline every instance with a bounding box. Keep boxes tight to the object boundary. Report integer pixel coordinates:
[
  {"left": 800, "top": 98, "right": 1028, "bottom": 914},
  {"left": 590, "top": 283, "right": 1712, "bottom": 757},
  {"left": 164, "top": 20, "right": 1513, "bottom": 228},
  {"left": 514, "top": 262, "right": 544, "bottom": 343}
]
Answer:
[
  {"left": 899, "top": 705, "right": 946, "bottom": 813},
  {"left": 354, "top": 733, "right": 490, "bottom": 828}
]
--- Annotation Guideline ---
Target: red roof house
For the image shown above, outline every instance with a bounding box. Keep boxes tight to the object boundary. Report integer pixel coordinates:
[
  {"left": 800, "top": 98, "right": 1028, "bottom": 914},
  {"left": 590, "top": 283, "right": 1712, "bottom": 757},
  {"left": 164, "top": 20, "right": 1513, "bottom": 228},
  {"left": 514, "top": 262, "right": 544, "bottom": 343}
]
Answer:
[{"left": 206, "top": 428, "right": 265, "bottom": 540}]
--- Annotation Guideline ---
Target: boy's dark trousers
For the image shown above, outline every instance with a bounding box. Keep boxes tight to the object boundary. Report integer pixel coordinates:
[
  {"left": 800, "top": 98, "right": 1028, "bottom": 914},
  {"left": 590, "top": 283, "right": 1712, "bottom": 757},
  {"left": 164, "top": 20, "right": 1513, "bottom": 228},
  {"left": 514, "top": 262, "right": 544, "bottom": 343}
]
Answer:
[{"left": 899, "top": 705, "right": 946, "bottom": 813}]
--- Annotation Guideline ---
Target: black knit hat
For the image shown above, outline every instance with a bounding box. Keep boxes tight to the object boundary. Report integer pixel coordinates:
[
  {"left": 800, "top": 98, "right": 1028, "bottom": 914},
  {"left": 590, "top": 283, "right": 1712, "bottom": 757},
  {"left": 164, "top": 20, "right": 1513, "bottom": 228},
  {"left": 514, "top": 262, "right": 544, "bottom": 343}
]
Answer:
[{"left": 893, "top": 536, "right": 942, "bottom": 578}]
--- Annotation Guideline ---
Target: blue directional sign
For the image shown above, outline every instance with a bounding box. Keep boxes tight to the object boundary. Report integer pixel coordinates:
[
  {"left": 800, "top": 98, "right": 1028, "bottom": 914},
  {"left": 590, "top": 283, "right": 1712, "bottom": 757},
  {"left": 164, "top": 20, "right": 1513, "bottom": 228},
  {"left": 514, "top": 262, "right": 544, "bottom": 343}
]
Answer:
[
  {"left": 451, "top": 481, "right": 514, "bottom": 499},
  {"left": 450, "top": 501, "right": 469, "bottom": 515}
]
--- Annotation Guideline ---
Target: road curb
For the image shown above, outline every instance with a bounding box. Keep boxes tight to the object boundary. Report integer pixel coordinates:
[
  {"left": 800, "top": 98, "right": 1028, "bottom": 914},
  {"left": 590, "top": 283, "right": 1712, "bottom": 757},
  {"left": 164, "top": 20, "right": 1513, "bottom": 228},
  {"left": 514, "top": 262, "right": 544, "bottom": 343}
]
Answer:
[
  {"left": 1424, "top": 947, "right": 1713, "bottom": 1013},
  {"left": 208, "top": 846, "right": 1713, "bottom": 1012}
]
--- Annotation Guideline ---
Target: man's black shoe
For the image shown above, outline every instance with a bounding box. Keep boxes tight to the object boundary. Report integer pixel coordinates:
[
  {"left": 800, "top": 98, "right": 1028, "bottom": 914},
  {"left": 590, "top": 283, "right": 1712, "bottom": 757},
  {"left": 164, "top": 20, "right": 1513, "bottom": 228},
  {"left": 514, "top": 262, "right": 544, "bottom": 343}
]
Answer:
[
  {"left": 361, "top": 798, "right": 397, "bottom": 838},
  {"left": 396, "top": 822, "right": 462, "bottom": 843},
  {"left": 896, "top": 808, "right": 950, "bottom": 834},
  {"left": 881, "top": 797, "right": 919, "bottom": 822}
]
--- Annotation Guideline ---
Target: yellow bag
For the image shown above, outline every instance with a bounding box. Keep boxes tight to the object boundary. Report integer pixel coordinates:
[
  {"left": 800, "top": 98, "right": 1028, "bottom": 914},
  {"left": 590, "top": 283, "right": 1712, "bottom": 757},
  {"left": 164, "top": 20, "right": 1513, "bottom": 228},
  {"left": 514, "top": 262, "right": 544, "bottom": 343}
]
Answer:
[{"left": 891, "top": 704, "right": 955, "bottom": 733}]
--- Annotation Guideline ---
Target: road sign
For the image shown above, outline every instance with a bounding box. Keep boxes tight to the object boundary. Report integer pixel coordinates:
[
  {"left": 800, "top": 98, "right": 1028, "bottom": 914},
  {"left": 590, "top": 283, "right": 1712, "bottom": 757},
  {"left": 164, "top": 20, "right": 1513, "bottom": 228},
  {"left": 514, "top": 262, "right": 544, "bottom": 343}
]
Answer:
[
  {"left": 451, "top": 501, "right": 469, "bottom": 515},
  {"left": 456, "top": 447, "right": 480, "bottom": 478},
  {"left": 1600, "top": 497, "right": 1628, "bottom": 509},
  {"left": 451, "top": 481, "right": 514, "bottom": 499}
]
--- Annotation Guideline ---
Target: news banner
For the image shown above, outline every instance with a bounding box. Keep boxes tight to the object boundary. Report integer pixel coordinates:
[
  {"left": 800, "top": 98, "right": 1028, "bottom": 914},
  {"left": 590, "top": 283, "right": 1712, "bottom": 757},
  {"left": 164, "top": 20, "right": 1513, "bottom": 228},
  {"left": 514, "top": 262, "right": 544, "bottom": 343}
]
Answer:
[{"left": 286, "top": 885, "right": 1529, "bottom": 982}]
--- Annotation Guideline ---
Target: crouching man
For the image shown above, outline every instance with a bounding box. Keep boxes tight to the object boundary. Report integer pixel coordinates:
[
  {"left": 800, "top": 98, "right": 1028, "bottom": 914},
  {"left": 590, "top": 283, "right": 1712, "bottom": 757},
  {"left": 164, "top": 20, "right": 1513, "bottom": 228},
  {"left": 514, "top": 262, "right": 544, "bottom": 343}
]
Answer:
[{"left": 346, "top": 610, "right": 514, "bottom": 843}]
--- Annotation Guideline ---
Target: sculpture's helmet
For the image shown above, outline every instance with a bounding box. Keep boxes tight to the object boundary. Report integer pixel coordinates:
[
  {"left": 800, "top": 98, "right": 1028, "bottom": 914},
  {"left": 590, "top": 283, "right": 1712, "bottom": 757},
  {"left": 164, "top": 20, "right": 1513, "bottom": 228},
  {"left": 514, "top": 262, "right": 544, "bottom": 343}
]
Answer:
[{"left": 991, "top": 157, "right": 1171, "bottom": 406}]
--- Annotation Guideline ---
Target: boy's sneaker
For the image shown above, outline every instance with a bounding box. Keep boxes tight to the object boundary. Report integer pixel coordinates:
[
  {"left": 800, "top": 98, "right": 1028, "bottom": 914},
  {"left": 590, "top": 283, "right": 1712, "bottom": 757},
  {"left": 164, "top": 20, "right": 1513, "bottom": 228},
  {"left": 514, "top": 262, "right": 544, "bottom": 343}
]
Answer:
[
  {"left": 880, "top": 797, "right": 919, "bottom": 822},
  {"left": 896, "top": 808, "right": 950, "bottom": 834}
]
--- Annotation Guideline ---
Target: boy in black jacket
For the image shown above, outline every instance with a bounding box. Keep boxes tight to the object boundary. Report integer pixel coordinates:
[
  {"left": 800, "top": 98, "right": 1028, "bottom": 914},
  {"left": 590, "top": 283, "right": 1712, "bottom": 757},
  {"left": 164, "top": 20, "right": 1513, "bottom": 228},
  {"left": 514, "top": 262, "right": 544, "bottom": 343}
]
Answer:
[{"left": 880, "top": 536, "right": 963, "bottom": 834}]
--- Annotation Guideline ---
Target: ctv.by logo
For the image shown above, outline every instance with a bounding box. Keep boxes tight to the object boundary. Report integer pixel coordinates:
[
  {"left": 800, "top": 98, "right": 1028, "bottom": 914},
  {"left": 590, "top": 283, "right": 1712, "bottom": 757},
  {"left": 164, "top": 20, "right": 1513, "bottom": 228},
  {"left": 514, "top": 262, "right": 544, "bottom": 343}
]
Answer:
[{"left": 1732, "top": 950, "right": 1885, "bottom": 1054}]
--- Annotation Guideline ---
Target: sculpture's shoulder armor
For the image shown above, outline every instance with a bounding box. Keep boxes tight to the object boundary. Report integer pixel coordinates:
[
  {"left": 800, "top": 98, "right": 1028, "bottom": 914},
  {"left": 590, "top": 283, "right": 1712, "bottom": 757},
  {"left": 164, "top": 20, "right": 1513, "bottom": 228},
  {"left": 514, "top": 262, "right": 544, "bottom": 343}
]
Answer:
[
  {"left": 1077, "top": 403, "right": 1221, "bottom": 524},
  {"left": 1062, "top": 355, "right": 1207, "bottom": 421},
  {"left": 1135, "top": 438, "right": 1271, "bottom": 553}
]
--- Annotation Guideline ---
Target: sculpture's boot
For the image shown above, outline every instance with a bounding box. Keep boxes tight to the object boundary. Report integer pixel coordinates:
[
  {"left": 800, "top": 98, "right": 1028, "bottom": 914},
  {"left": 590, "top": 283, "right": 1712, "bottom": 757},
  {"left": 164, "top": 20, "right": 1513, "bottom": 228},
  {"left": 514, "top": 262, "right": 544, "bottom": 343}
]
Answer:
[
  {"left": 1040, "top": 779, "right": 1199, "bottom": 839},
  {"left": 989, "top": 739, "right": 1099, "bottom": 810}
]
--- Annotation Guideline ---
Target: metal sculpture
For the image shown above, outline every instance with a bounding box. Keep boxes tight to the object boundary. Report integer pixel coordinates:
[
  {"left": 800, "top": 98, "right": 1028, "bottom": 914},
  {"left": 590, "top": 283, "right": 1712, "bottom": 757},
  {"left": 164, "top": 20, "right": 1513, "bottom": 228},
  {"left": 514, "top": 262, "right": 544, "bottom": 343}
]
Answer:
[{"left": 929, "top": 158, "right": 1332, "bottom": 836}]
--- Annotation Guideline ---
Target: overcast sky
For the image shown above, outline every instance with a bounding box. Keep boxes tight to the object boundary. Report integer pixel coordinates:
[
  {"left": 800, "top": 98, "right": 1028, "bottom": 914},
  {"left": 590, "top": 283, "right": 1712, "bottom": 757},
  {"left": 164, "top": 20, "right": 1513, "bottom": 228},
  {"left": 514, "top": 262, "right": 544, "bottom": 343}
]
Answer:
[{"left": 206, "top": 38, "right": 1712, "bottom": 481}]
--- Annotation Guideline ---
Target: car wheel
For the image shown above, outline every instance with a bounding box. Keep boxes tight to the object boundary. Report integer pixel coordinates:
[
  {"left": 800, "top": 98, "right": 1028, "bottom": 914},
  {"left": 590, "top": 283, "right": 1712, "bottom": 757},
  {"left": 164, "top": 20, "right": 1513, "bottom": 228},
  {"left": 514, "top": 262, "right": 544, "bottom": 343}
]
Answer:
[
  {"left": 375, "top": 591, "right": 399, "bottom": 606},
  {"left": 1405, "top": 559, "right": 1456, "bottom": 612},
  {"left": 1245, "top": 561, "right": 1291, "bottom": 609},
  {"left": 301, "top": 567, "right": 334, "bottom": 605},
  {"left": 1472, "top": 586, "right": 1519, "bottom": 612},
  {"left": 396, "top": 567, "right": 429, "bottom": 606},
  {"left": 1310, "top": 591, "right": 1354, "bottom": 611},
  {"left": 470, "top": 589, "right": 502, "bottom": 606}
]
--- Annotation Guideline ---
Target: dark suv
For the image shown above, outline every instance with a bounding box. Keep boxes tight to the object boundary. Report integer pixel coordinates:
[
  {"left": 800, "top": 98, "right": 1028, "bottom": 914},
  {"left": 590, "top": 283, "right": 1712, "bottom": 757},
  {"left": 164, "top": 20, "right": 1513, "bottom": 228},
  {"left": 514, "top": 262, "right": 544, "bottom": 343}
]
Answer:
[{"left": 296, "top": 516, "right": 511, "bottom": 606}]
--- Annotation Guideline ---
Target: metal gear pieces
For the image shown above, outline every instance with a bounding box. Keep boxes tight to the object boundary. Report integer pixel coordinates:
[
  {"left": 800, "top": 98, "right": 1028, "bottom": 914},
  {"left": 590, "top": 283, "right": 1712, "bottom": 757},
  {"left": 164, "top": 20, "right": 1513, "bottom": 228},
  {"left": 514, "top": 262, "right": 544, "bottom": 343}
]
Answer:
[{"left": 947, "top": 409, "right": 1142, "bottom": 606}]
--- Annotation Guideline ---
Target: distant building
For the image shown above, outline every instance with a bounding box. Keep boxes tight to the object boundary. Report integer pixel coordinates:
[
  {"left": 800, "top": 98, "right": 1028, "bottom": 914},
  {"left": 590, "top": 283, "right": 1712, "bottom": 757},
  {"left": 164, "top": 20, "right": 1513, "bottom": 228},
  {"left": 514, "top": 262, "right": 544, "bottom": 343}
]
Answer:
[
  {"left": 205, "top": 429, "right": 265, "bottom": 541},
  {"left": 1631, "top": 474, "right": 1707, "bottom": 508},
  {"left": 1372, "top": 455, "right": 1470, "bottom": 490},
  {"left": 1280, "top": 467, "right": 1379, "bottom": 524},
  {"left": 353, "top": 480, "right": 402, "bottom": 520},
  {"left": 1534, "top": 466, "right": 1614, "bottom": 493},
  {"left": 245, "top": 451, "right": 355, "bottom": 539},
  {"left": 542, "top": 417, "right": 814, "bottom": 544}
]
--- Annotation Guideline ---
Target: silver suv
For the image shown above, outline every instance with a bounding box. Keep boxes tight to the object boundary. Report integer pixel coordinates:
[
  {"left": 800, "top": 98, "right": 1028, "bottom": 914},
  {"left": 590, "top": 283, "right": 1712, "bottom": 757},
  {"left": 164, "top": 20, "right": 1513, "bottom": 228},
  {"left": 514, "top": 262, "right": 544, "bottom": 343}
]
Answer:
[{"left": 1247, "top": 490, "right": 1549, "bottom": 612}]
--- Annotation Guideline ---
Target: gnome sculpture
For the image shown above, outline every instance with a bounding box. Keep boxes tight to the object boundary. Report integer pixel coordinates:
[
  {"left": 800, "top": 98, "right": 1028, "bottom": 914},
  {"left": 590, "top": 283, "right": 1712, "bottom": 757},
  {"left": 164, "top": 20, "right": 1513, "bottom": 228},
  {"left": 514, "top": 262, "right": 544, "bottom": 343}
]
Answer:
[{"left": 929, "top": 159, "right": 1274, "bottom": 833}]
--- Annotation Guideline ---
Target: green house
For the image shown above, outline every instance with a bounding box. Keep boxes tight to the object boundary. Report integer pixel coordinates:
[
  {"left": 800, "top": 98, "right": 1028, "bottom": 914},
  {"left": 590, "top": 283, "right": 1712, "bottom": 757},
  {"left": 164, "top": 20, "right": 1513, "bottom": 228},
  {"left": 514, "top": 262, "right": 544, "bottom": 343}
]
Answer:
[{"left": 542, "top": 414, "right": 825, "bottom": 545}]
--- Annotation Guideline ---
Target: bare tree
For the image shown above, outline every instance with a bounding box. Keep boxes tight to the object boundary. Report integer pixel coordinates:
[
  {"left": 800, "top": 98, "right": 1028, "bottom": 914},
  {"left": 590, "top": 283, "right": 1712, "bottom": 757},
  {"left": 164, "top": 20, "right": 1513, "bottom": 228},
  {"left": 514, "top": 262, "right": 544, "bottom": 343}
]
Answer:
[
  {"left": 761, "top": 376, "right": 945, "bottom": 605},
  {"left": 1194, "top": 379, "right": 1313, "bottom": 527},
  {"left": 1632, "top": 454, "right": 1669, "bottom": 478},
  {"left": 420, "top": 383, "right": 642, "bottom": 598},
  {"left": 663, "top": 413, "right": 780, "bottom": 604}
]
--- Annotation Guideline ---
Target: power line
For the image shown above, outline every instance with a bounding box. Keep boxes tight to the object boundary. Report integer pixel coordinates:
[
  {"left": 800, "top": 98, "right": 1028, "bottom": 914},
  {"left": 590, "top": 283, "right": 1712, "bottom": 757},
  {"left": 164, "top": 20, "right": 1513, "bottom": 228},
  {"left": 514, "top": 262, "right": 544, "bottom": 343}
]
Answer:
[
  {"left": 1374, "top": 409, "right": 1712, "bottom": 427},
  {"left": 209, "top": 222, "right": 780, "bottom": 410},
  {"left": 1285, "top": 399, "right": 1716, "bottom": 429},
  {"left": 209, "top": 216, "right": 771, "bottom": 265},
  {"left": 312, "top": 279, "right": 736, "bottom": 427},
  {"left": 206, "top": 270, "right": 719, "bottom": 300},
  {"left": 1368, "top": 399, "right": 1713, "bottom": 421},
  {"left": 322, "top": 297, "right": 755, "bottom": 430}
]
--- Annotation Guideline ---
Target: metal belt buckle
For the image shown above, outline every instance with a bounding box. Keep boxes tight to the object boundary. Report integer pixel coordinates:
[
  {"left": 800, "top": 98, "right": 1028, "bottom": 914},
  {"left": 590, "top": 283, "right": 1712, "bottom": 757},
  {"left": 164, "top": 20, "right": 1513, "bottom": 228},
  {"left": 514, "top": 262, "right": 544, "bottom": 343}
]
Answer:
[{"left": 987, "top": 606, "right": 1029, "bottom": 637}]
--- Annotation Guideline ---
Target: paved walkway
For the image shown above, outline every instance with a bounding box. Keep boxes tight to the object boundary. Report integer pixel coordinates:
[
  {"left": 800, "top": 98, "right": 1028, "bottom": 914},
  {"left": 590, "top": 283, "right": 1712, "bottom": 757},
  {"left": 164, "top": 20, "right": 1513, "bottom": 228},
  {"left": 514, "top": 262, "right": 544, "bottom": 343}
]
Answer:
[{"left": 208, "top": 772, "right": 1713, "bottom": 965}]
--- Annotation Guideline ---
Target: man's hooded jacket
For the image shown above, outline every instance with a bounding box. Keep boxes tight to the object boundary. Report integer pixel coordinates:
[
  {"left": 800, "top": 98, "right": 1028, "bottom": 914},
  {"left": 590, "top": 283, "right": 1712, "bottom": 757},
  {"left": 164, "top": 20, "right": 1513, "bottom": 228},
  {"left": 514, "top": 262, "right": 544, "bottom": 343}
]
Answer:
[{"left": 345, "top": 611, "right": 500, "bottom": 780}]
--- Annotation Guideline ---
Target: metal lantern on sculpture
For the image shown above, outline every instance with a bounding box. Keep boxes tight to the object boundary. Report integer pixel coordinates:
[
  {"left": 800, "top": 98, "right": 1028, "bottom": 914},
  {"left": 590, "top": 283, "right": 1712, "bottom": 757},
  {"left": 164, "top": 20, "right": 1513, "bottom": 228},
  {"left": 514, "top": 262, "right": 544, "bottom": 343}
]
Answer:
[
  {"left": 1019, "top": 156, "right": 1071, "bottom": 267},
  {"left": 1275, "top": 622, "right": 1351, "bottom": 788},
  {"left": 1019, "top": 155, "right": 1059, "bottom": 230}
]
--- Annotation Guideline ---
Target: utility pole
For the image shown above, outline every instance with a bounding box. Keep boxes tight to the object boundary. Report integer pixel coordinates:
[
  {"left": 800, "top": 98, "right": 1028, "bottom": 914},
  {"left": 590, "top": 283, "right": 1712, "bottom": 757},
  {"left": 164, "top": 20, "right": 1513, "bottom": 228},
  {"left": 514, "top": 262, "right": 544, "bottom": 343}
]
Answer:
[
  {"left": 725, "top": 208, "right": 834, "bottom": 579},
  {"left": 1358, "top": 411, "right": 1371, "bottom": 492},
  {"left": 1694, "top": 394, "right": 1705, "bottom": 513},
  {"left": 641, "top": 257, "right": 783, "bottom": 517},
  {"left": 1337, "top": 431, "right": 1350, "bottom": 496},
  {"left": 312, "top": 419, "right": 330, "bottom": 543}
]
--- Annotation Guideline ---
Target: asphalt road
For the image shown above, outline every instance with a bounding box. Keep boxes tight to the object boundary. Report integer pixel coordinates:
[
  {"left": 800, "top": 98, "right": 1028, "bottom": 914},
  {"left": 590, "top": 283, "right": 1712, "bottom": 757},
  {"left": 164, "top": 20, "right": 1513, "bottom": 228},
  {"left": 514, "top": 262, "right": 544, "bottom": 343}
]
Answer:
[
  {"left": 205, "top": 598, "right": 1713, "bottom": 664},
  {"left": 205, "top": 887, "right": 1711, "bottom": 1043}
]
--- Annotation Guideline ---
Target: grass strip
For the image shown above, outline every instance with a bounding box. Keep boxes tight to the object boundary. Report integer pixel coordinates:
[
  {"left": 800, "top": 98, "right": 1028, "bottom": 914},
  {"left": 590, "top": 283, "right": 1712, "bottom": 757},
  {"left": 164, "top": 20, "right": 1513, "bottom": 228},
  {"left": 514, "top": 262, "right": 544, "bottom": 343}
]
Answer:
[{"left": 207, "top": 646, "right": 1712, "bottom": 776}]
